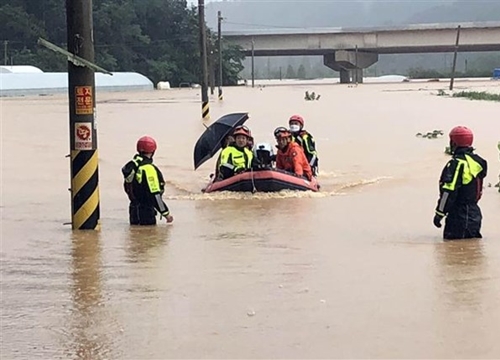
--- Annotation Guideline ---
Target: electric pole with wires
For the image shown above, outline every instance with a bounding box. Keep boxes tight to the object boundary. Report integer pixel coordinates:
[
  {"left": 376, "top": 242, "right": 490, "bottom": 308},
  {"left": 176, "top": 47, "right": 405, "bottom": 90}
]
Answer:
[
  {"left": 198, "top": 0, "right": 210, "bottom": 120},
  {"left": 217, "top": 11, "right": 223, "bottom": 101}
]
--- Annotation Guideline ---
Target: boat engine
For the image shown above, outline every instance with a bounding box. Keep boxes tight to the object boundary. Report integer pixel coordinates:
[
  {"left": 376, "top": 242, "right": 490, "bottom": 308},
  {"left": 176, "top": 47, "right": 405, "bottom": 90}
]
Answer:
[{"left": 254, "top": 142, "right": 274, "bottom": 169}]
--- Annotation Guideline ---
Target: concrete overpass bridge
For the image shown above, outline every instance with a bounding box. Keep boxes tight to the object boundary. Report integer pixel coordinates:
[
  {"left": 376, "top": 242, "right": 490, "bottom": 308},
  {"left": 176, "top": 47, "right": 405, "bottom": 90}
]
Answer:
[{"left": 222, "top": 22, "right": 500, "bottom": 83}]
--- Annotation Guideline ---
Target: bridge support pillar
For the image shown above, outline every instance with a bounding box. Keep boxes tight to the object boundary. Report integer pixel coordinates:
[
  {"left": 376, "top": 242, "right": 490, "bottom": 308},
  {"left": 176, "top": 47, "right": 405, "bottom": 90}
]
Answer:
[
  {"left": 339, "top": 69, "right": 350, "bottom": 84},
  {"left": 324, "top": 51, "right": 377, "bottom": 84},
  {"left": 352, "top": 69, "right": 363, "bottom": 84}
]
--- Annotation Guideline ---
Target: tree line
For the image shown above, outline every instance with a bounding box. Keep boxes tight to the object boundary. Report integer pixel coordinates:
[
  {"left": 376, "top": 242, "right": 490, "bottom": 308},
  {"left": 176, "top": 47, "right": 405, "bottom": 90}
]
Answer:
[{"left": 0, "top": 0, "right": 245, "bottom": 86}]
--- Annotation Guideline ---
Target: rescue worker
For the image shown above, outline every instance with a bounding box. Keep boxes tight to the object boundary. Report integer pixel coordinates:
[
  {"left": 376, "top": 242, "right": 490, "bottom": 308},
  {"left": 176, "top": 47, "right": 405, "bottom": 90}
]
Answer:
[
  {"left": 247, "top": 136, "right": 255, "bottom": 151},
  {"left": 214, "top": 134, "right": 235, "bottom": 176},
  {"left": 218, "top": 125, "right": 254, "bottom": 180},
  {"left": 288, "top": 114, "right": 319, "bottom": 176},
  {"left": 122, "top": 136, "right": 173, "bottom": 225},
  {"left": 274, "top": 127, "right": 313, "bottom": 181},
  {"left": 497, "top": 141, "right": 500, "bottom": 193},
  {"left": 433, "top": 126, "right": 487, "bottom": 240}
]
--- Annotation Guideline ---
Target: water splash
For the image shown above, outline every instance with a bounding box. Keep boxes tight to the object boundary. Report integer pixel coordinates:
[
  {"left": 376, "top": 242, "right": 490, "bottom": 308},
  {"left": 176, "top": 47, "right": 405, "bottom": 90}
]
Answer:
[
  {"left": 164, "top": 189, "right": 331, "bottom": 201},
  {"left": 316, "top": 170, "right": 359, "bottom": 178},
  {"left": 164, "top": 179, "right": 194, "bottom": 195},
  {"left": 163, "top": 176, "right": 392, "bottom": 201},
  {"left": 336, "top": 176, "right": 393, "bottom": 191}
]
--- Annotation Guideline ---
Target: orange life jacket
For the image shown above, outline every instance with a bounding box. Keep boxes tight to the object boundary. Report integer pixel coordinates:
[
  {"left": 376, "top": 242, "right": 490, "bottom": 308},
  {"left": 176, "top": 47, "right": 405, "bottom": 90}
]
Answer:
[{"left": 276, "top": 142, "right": 312, "bottom": 180}]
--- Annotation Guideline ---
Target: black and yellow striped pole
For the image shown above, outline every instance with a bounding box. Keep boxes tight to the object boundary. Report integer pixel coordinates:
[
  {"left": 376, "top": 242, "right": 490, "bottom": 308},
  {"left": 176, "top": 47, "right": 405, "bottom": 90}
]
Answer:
[
  {"left": 217, "top": 11, "right": 223, "bottom": 101},
  {"left": 67, "top": 0, "right": 100, "bottom": 230},
  {"left": 202, "top": 100, "right": 209, "bottom": 120},
  {"left": 198, "top": 0, "right": 210, "bottom": 120}
]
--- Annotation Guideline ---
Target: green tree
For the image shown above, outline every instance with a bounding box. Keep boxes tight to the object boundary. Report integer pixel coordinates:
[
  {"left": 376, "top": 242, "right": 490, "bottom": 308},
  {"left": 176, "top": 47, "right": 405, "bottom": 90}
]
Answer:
[
  {"left": 297, "top": 64, "right": 306, "bottom": 79},
  {"left": 0, "top": 0, "right": 245, "bottom": 87},
  {"left": 217, "top": 41, "right": 245, "bottom": 85},
  {"left": 285, "top": 64, "right": 296, "bottom": 79},
  {"left": 93, "top": 0, "right": 151, "bottom": 72}
]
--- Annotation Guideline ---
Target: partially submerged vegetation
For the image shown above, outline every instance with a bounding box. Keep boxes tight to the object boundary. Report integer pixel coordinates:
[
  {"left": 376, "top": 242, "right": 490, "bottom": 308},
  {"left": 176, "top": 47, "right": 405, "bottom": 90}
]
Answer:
[
  {"left": 304, "top": 91, "right": 321, "bottom": 101},
  {"left": 452, "top": 91, "right": 500, "bottom": 102},
  {"left": 408, "top": 68, "right": 494, "bottom": 79},
  {"left": 416, "top": 130, "right": 444, "bottom": 139},
  {"left": 435, "top": 90, "right": 500, "bottom": 102}
]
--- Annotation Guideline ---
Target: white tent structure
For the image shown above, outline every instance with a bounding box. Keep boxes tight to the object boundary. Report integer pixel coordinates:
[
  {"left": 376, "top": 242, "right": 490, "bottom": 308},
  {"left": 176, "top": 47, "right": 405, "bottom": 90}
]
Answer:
[
  {"left": 0, "top": 65, "right": 44, "bottom": 74},
  {"left": 1, "top": 70, "right": 154, "bottom": 96}
]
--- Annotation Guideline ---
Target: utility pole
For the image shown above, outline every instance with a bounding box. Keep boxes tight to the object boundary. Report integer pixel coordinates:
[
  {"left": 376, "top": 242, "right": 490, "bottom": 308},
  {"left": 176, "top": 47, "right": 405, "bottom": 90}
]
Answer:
[
  {"left": 198, "top": 0, "right": 209, "bottom": 120},
  {"left": 217, "top": 11, "right": 223, "bottom": 101},
  {"left": 449, "top": 25, "right": 461, "bottom": 91},
  {"left": 251, "top": 37, "right": 255, "bottom": 88},
  {"left": 354, "top": 45, "right": 359, "bottom": 84},
  {"left": 209, "top": 48, "right": 215, "bottom": 95},
  {"left": 3, "top": 40, "right": 7, "bottom": 66},
  {"left": 66, "top": 0, "right": 100, "bottom": 230}
]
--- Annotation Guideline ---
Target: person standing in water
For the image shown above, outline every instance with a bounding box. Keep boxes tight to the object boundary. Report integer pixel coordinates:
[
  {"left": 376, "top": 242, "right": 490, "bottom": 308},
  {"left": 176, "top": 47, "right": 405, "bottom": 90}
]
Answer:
[
  {"left": 122, "top": 136, "right": 173, "bottom": 225},
  {"left": 497, "top": 141, "right": 500, "bottom": 193},
  {"left": 433, "top": 126, "right": 487, "bottom": 240}
]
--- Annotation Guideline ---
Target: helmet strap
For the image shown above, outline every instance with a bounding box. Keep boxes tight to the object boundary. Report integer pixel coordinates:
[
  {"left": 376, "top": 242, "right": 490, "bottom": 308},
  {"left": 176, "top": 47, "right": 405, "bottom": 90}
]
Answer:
[{"left": 140, "top": 151, "right": 154, "bottom": 158}]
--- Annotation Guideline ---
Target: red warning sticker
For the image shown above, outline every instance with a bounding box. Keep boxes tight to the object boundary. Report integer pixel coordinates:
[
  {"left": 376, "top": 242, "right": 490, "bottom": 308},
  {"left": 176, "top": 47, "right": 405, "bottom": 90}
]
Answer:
[{"left": 75, "top": 122, "right": 92, "bottom": 150}]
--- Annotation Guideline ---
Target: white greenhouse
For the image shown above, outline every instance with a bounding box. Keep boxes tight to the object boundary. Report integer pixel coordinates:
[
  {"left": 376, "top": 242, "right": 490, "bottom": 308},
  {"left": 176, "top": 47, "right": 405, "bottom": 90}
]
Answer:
[{"left": 1, "top": 68, "right": 154, "bottom": 96}]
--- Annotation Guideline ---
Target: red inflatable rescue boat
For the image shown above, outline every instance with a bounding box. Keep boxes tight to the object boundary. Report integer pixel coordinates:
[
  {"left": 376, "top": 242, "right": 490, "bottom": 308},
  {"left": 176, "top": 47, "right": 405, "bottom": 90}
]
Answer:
[{"left": 202, "top": 169, "right": 320, "bottom": 193}]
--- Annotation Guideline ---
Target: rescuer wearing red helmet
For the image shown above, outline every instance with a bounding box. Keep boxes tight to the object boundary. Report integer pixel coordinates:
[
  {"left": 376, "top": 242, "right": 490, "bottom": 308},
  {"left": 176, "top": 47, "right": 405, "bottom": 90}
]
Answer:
[
  {"left": 217, "top": 125, "right": 255, "bottom": 180},
  {"left": 498, "top": 141, "right": 500, "bottom": 193},
  {"left": 121, "top": 136, "right": 173, "bottom": 225},
  {"left": 433, "top": 126, "right": 487, "bottom": 240},
  {"left": 274, "top": 127, "right": 313, "bottom": 181},
  {"left": 288, "top": 114, "right": 319, "bottom": 176}
]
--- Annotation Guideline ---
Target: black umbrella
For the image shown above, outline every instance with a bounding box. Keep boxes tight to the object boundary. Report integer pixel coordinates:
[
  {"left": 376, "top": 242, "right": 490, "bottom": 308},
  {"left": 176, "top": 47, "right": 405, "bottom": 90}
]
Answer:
[{"left": 193, "top": 112, "right": 249, "bottom": 170}]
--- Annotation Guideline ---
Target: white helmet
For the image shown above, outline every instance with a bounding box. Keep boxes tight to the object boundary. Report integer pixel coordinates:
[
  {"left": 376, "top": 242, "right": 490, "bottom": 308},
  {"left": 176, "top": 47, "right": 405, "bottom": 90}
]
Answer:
[
  {"left": 254, "top": 142, "right": 274, "bottom": 167},
  {"left": 254, "top": 142, "right": 273, "bottom": 156}
]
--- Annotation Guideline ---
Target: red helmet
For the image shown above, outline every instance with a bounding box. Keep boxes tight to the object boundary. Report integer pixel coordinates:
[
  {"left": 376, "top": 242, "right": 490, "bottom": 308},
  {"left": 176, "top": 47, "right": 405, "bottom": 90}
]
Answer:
[
  {"left": 275, "top": 128, "right": 292, "bottom": 139},
  {"left": 289, "top": 114, "right": 304, "bottom": 127},
  {"left": 449, "top": 126, "right": 473, "bottom": 147},
  {"left": 274, "top": 126, "right": 288, "bottom": 138},
  {"left": 232, "top": 125, "right": 251, "bottom": 138},
  {"left": 136, "top": 136, "right": 157, "bottom": 153}
]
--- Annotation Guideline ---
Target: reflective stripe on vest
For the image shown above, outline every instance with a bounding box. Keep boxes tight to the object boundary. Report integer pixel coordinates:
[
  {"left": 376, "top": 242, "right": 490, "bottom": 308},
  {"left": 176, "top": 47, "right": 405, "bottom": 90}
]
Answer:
[
  {"left": 442, "top": 154, "right": 484, "bottom": 191},
  {"left": 124, "top": 156, "right": 143, "bottom": 183},
  {"left": 295, "top": 133, "right": 317, "bottom": 156},
  {"left": 132, "top": 156, "right": 143, "bottom": 167},
  {"left": 221, "top": 147, "right": 252, "bottom": 172},
  {"left": 124, "top": 172, "right": 135, "bottom": 183},
  {"left": 136, "top": 164, "right": 161, "bottom": 193}
]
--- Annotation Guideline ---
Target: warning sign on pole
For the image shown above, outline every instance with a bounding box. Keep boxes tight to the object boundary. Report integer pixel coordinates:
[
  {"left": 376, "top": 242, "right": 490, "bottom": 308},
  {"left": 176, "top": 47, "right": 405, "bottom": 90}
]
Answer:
[
  {"left": 75, "top": 86, "right": 93, "bottom": 115},
  {"left": 75, "top": 122, "right": 93, "bottom": 150}
]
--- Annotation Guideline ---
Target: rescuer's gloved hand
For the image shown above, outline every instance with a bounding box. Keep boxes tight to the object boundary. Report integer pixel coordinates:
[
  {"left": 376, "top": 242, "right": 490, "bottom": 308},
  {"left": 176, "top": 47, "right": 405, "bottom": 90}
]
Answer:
[{"left": 433, "top": 214, "right": 444, "bottom": 228}]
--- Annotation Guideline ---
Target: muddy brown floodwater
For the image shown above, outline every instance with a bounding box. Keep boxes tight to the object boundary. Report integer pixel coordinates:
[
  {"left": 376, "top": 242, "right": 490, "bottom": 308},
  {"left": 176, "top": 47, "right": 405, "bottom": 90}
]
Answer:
[{"left": 2, "top": 79, "right": 500, "bottom": 359}]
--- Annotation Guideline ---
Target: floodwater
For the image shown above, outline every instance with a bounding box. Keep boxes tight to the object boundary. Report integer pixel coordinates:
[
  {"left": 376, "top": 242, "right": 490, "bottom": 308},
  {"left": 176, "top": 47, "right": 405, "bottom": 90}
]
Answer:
[{"left": 2, "top": 79, "right": 500, "bottom": 359}]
